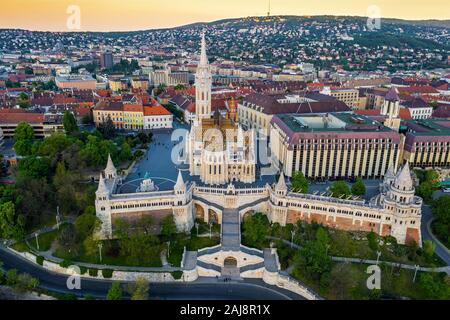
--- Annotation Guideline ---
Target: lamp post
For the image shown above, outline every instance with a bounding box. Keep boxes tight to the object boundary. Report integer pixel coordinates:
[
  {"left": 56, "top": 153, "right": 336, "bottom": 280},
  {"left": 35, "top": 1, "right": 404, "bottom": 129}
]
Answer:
[
  {"left": 98, "top": 242, "right": 103, "bottom": 263},
  {"left": 413, "top": 265, "right": 420, "bottom": 283},
  {"left": 209, "top": 222, "right": 213, "bottom": 239},
  {"left": 376, "top": 251, "right": 382, "bottom": 265},
  {"left": 195, "top": 222, "right": 199, "bottom": 237},
  {"left": 290, "top": 230, "right": 296, "bottom": 248},
  {"left": 167, "top": 241, "right": 171, "bottom": 258},
  {"left": 35, "top": 233, "right": 40, "bottom": 251},
  {"left": 325, "top": 244, "right": 330, "bottom": 256},
  {"left": 56, "top": 206, "right": 61, "bottom": 230}
]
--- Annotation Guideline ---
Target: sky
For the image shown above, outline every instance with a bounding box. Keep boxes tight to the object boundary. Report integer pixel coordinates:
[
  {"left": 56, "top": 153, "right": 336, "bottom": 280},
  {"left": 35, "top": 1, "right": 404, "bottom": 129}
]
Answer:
[{"left": 0, "top": 0, "right": 449, "bottom": 32}]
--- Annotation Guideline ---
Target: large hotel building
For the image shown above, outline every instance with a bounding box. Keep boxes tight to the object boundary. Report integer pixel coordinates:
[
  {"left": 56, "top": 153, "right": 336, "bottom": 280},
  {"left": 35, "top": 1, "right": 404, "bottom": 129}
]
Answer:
[
  {"left": 403, "top": 119, "right": 450, "bottom": 168},
  {"left": 270, "top": 112, "right": 402, "bottom": 179}
]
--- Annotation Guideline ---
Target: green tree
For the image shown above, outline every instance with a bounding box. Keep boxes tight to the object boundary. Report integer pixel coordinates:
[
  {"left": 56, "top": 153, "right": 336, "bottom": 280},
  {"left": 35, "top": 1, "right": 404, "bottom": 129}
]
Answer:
[
  {"left": 16, "top": 92, "right": 30, "bottom": 108},
  {"left": 98, "top": 116, "right": 116, "bottom": 139},
  {"left": 242, "top": 212, "right": 270, "bottom": 249},
  {"left": 107, "top": 282, "right": 123, "bottom": 300},
  {"left": 53, "top": 161, "right": 80, "bottom": 215},
  {"left": 160, "top": 215, "right": 177, "bottom": 240},
  {"left": 17, "top": 156, "right": 51, "bottom": 180},
  {"left": 351, "top": 178, "right": 366, "bottom": 196},
  {"left": 295, "top": 227, "right": 332, "bottom": 278},
  {"left": 329, "top": 263, "right": 359, "bottom": 299},
  {"left": 431, "top": 195, "right": 450, "bottom": 247},
  {"left": 423, "top": 240, "right": 436, "bottom": 261},
  {"left": 329, "top": 181, "right": 351, "bottom": 198},
  {"left": 75, "top": 206, "right": 99, "bottom": 240},
  {"left": 0, "top": 201, "right": 25, "bottom": 240},
  {"left": 367, "top": 231, "right": 379, "bottom": 251},
  {"left": 15, "top": 273, "right": 39, "bottom": 292},
  {"left": 63, "top": 111, "right": 79, "bottom": 135},
  {"left": 119, "top": 142, "right": 132, "bottom": 162},
  {"left": 419, "top": 273, "right": 450, "bottom": 299},
  {"left": 292, "top": 171, "right": 309, "bottom": 193},
  {"left": 13, "top": 122, "right": 34, "bottom": 156},
  {"left": 127, "top": 277, "right": 149, "bottom": 300}
]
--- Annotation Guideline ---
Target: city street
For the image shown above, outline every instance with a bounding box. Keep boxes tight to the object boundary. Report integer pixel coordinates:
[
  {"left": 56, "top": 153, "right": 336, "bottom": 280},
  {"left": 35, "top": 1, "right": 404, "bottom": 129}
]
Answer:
[{"left": 0, "top": 246, "right": 302, "bottom": 300}]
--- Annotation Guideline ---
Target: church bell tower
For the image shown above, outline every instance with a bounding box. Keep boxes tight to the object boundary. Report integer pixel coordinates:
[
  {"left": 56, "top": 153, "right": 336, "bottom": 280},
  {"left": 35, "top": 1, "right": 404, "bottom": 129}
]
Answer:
[{"left": 195, "top": 33, "right": 212, "bottom": 121}]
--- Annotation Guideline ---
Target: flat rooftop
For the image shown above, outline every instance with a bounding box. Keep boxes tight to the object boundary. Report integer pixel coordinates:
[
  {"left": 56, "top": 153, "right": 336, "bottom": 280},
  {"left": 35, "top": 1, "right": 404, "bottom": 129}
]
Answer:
[
  {"left": 275, "top": 112, "right": 389, "bottom": 133},
  {"left": 405, "top": 119, "right": 450, "bottom": 136}
]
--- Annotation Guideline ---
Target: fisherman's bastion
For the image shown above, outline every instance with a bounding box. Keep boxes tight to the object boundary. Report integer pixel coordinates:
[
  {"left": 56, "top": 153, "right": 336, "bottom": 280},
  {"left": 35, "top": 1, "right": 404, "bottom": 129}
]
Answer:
[{"left": 94, "top": 35, "right": 423, "bottom": 281}]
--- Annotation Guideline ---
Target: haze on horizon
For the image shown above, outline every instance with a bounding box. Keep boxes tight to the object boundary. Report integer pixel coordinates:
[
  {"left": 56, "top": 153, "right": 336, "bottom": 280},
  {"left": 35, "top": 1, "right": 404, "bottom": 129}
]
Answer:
[{"left": 1, "top": 0, "right": 449, "bottom": 32}]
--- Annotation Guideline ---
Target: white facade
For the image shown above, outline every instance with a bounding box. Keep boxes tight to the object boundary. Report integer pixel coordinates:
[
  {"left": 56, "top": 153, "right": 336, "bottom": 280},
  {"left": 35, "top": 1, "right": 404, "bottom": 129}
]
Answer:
[
  {"left": 408, "top": 107, "right": 433, "bottom": 120},
  {"left": 144, "top": 114, "right": 173, "bottom": 129}
]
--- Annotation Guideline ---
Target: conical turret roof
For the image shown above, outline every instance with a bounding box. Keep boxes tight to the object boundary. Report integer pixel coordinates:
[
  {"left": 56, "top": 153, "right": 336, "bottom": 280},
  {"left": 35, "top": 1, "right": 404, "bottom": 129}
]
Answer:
[
  {"left": 174, "top": 170, "right": 186, "bottom": 191},
  {"left": 394, "top": 161, "right": 413, "bottom": 191},
  {"left": 275, "top": 172, "right": 288, "bottom": 191},
  {"left": 96, "top": 173, "right": 108, "bottom": 194}
]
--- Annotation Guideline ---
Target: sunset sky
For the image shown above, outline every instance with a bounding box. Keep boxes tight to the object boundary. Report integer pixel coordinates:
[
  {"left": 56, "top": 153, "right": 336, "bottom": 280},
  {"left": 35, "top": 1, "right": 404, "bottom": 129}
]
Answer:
[{"left": 1, "top": 0, "right": 449, "bottom": 32}]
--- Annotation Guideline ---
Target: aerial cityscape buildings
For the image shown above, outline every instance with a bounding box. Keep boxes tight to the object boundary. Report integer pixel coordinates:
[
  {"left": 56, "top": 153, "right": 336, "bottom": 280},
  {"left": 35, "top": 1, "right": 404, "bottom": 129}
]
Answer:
[{"left": 0, "top": 6, "right": 449, "bottom": 305}]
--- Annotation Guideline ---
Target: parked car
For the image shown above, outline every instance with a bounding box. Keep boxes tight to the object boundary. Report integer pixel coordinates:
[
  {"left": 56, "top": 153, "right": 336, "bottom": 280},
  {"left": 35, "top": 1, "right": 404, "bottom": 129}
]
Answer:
[{"left": 442, "top": 188, "right": 450, "bottom": 193}]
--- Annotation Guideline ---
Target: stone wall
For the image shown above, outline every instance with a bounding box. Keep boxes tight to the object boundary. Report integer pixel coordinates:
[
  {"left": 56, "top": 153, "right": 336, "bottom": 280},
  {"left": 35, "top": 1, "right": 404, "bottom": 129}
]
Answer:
[{"left": 7, "top": 248, "right": 196, "bottom": 283}]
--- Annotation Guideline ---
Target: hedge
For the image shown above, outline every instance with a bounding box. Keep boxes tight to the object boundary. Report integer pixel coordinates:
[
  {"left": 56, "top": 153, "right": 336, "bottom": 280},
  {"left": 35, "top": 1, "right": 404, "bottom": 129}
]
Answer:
[
  {"left": 59, "top": 260, "right": 73, "bottom": 268},
  {"left": 88, "top": 268, "right": 98, "bottom": 277},
  {"left": 79, "top": 266, "right": 88, "bottom": 275},
  {"left": 36, "top": 256, "right": 44, "bottom": 266},
  {"left": 171, "top": 271, "right": 183, "bottom": 280},
  {"left": 101, "top": 269, "right": 113, "bottom": 278}
]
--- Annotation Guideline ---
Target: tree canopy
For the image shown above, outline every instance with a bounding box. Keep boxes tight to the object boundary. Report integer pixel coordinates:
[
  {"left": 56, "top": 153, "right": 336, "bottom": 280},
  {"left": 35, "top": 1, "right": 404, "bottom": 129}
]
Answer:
[
  {"left": 351, "top": 178, "right": 366, "bottom": 196},
  {"left": 292, "top": 171, "right": 309, "bottom": 193},
  {"left": 329, "top": 181, "right": 351, "bottom": 198}
]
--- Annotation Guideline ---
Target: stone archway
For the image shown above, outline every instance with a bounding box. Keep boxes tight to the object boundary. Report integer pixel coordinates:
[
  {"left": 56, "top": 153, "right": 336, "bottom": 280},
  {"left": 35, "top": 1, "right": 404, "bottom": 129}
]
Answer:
[
  {"left": 222, "top": 256, "right": 240, "bottom": 279},
  {"left": 208, "top": 209, "right": 219, "bottom": 224},
  {"left": 241, "top": 209, "right": 255, "bottom": 222},
  {"left": 224, "top": 257, "right": 238, "bottom": 267},
  {"left": 195, "top": 203, "right": 205, "bottom": 220}
]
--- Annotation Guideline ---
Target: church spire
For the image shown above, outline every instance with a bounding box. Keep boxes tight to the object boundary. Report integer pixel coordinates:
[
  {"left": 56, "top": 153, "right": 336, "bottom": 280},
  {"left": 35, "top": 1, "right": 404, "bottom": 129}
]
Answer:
[{"left": 199, "top": 32, "right": 208, "bottom": 66}]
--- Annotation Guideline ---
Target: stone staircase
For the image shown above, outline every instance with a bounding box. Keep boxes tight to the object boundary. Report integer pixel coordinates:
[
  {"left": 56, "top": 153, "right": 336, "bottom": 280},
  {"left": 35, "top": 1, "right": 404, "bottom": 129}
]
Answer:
[{"left": 221, "top": 209, "right": 241, "bottom": 251}]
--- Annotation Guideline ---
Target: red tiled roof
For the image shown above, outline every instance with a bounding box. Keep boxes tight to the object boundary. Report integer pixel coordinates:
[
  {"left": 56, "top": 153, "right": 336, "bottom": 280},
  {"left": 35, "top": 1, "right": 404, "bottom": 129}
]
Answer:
[
  {"left": 143, "top": 106, "right": 172, "bottom": 116},
  {"left": 399, "top": 108, "right": 412, "bottom": 120},
  {"left": 0, "top": 112, "right": 44, "bottom": 124},
  {"left": 123, "top": 104, "right": 143, "bottom": 112},
  {"left": 397, "top": 86, "right": 439, "bottom": 95},
  {"left": 354, "top": 109, "right": 381, "bottom": 116}
]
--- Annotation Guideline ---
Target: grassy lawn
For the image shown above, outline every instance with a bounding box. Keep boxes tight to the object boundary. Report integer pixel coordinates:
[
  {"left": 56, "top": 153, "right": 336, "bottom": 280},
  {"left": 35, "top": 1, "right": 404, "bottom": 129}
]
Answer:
[
  {"left": 53, "top": 240, "right": 163, "bottom": 268},
  {"left": 28, "top": 230, "right": 59, "bottom": 252},
  {"left": 11, "top": 241, "right": 29, "bottom": 252}
]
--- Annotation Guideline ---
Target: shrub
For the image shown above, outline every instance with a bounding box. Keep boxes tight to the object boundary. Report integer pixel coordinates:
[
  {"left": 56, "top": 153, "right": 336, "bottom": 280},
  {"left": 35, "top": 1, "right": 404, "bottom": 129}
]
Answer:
[
  {"left": 88, "top": 268, "right": 98, "bottom": 277},
  {"left": 79, "top": 266, "right": 88, "bottom": 275},
  {"left": 102, "top": 269, "right": 113, "bottom": 279},
  {"left": 171, "top": 271, "right": 183, "bottom": 280},
  {"left": 36, "top": 256, "right": 44, "bottom": 266},
  {"left": 59, "top": 259, "right": 73, "bottom": 268}
]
